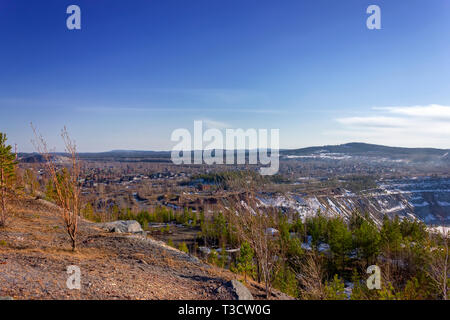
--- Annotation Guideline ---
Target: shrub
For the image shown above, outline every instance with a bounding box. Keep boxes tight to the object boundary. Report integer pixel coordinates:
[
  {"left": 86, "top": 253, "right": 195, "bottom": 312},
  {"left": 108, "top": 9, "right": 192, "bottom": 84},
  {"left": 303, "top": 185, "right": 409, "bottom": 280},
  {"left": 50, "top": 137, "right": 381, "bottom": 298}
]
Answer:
[{"left": 178, "top": 242, "right": 189, "bottom": 253}]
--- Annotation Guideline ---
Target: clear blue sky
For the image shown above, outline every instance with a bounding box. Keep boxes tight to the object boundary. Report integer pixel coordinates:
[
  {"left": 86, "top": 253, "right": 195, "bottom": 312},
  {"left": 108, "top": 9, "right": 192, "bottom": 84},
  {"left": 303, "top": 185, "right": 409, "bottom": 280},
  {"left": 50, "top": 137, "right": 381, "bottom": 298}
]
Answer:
[{"left": 1, "top": 0, "right": 449, "bottom": 152}]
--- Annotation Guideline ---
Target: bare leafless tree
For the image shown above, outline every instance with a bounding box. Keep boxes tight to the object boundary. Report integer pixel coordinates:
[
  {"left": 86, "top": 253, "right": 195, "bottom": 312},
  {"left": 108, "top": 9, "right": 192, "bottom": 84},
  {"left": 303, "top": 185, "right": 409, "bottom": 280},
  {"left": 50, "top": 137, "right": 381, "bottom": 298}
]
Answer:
[
  {"left": 32, "top": 125, "right": 81, "bottom": 251},
  {"left": 426, "top": 228, "right": 449, "bottom": 300},
  {"left": 221, "top": 190, "right": 278, "bottom": 298},
  {"left": 295, "top": 252, "right": 327, "bottom": 300}
]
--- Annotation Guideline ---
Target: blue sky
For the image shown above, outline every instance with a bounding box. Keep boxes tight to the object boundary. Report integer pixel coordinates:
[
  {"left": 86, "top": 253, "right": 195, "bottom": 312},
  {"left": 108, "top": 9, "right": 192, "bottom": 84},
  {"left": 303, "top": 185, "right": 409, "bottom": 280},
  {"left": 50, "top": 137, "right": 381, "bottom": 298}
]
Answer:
[{"left": 0, "top": 0, "right": 449, "bottom": 152}]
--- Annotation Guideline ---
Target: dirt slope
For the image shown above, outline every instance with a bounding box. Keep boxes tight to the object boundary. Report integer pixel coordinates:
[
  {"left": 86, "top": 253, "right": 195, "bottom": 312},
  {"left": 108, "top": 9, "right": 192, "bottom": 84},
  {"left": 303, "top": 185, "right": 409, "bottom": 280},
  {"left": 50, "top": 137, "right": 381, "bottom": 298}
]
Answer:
[{"left": 0, "top": 198, "right": 290, "bottom": 300}]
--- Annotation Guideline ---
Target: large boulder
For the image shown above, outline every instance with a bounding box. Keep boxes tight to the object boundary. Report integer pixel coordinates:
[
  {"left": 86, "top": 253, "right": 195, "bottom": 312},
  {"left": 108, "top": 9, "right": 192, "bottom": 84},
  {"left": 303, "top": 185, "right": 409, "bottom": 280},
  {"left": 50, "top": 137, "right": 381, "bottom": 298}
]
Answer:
[
  {"left": 217, "top": 280, "right": 254, "bottom": 300},
  {"left": 95, "top": 220, "right": 144, "bottom": 234}
]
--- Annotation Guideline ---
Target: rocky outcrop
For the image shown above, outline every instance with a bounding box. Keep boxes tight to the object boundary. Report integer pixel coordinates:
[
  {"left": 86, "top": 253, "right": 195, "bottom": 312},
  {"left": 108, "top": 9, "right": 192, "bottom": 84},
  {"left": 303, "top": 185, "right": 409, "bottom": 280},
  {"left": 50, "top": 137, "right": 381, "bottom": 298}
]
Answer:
[
  {"left": 217, "top": 280, "right": 254, "bottom": 300},
  {"left": 94, "top": 220, "right": 144, "bottom": 234}
]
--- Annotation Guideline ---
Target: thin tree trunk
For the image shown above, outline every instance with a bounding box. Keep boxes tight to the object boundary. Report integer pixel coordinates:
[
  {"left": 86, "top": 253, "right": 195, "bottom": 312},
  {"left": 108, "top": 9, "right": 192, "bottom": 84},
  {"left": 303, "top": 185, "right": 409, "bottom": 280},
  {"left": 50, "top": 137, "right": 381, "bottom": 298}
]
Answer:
[
  {"left": 444, "top": 238, "right": 448, "bottom": 300},
  {"left": 68, "top": 224, "right": 77, "bottom": 252},
  {"left": 71, "top": 237, "right": 76, "bottom": 252},
  {"left": 0, "top": 167, "right": 5, "bottom": 226},
  {"left": 256, "top": 257, "right": 262, "bottom": 283}
]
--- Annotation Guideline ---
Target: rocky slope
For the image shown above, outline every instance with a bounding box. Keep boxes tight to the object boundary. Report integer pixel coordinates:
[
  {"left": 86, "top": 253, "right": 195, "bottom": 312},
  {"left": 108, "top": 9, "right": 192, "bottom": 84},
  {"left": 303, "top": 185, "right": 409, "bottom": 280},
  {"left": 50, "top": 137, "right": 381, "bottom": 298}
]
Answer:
[{"left": 0, "top": 198, "right": 289, "bottom": 300}]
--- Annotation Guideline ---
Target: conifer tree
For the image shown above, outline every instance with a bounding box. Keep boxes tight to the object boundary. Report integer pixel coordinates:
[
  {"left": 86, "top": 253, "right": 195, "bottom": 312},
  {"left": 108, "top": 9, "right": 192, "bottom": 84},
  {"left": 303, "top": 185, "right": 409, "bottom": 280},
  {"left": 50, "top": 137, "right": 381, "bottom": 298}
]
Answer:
[
  {"left": 354, "top": 219, "right": 381, "bottom": 265},
  {"left": 208, "top": 249, "right": 219, "bottom": 265},
  {"left": 327, "top": 217, "right": 352, "bottom": 269},
  {"left": 325, "top": 274, "right": 347, "bottom": 300},
  {"left": 381, "top": 215, "right": 403, "bottom": 253},
  {"left": 306, "top": 209, "right": 328, "bottom": 249},
  {"left": 178, "top": 241, "right": 189, "bottom": 253},
  {"left": 237, "top": 241, "right": 255, "bottom": 282},
  {"left": 82, "top": 202, "right": 95, "bottom": 221},
  {"left": 0, "top": 133, "right": 18, "bottom": 227}
]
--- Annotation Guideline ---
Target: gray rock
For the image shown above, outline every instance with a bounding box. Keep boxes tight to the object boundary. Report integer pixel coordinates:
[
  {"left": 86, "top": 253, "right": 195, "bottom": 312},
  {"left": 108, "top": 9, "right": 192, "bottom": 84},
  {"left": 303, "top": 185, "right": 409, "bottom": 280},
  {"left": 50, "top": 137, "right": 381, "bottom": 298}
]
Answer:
[
  {"left": 0, "top": 296, "right": 14, "bottom": 300},
  {"left": 95, "top": 220, "right": 144, "bottom": 234},
  {"left": 218, "top": 280, "right": 253, "bottom": 300}
]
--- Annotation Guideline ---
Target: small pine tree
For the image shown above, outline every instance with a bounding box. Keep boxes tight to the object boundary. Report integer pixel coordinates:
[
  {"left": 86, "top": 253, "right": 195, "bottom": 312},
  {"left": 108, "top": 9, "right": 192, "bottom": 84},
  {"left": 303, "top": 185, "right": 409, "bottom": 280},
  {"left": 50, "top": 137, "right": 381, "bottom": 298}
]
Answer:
[
  {"left": 45, "top": 179, "right": 56, "bottom": 201},
  {"left": 0, "top": 133, "right": 18, "bottom": 227},
  {"left": 306, "top": 209, "right": 328, "bottom": 249},
  {"left": 192, "top": 211, "right": 197, "bottom": 227},
  {"left": 167, "top": 238, "right": 174, "bottom": 247},
  {"left": 401, "top": 277, "right": 426, "bottom": 300},
  {"left": 378, "top": 282, "right": 400, "bottom": 300},
  {"left": 208, "top": 249, "right": 219, "bottom": 265},
  {"left": 83, "top": 202, "right": 95, "bottom": 221},
  {"left": 111, "top": 205, "right": 120, "bottom": 219},
  {"left": 380, "top": 215, "right": 403, "bottom": 254},
  {"left": 350, "top": 269, "right": 365, "bottom": 300},
  {"left": 325, "top": 274, "right": 347, "bottom": 300},
  {"left": 327, "top": 217, "right": 352, "bottom": 270},
  {"left": 236, "top": 241, "right": 255, "bottom": 282},
  {"left": 349, "top": 268, "right": 379, "bottom": 300},
  {"left": 353, "top": 219, "right": 381, "bottom": 265},
  {"left": 273, "top": 266, "right": 299, "bottom": 298},
  {"left": 179, "top": 242, "right": 189, "bottom": 253}
]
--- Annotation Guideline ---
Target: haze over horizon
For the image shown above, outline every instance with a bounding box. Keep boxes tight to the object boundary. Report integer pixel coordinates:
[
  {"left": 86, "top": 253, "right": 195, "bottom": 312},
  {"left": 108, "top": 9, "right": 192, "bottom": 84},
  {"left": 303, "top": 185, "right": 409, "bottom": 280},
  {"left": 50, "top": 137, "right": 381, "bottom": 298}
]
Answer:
[
  {"left": 1, "top": 0, "right": 450, "bottom": 152},
  {"left": 16, "top": 141, "right": 450, "bottom": 155}
]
